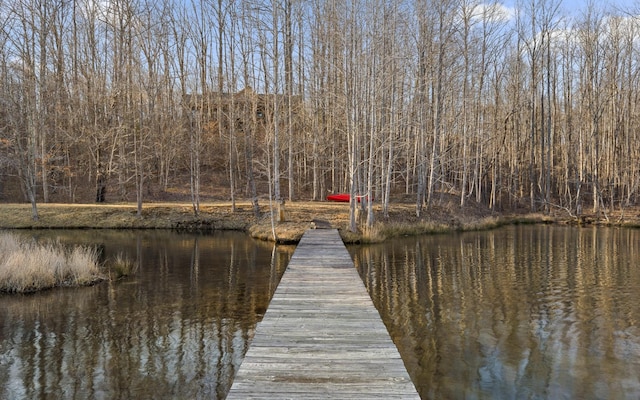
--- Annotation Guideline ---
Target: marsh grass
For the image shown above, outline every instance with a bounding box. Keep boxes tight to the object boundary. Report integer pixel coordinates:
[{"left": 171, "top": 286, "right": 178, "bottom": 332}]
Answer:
[
  {"left": 0, "top": 232, "right": 104, "bottom": 293},
  {"left": 350, "top": 218, "right": 453, "bottom": 242},
  {"left": 351, "top": 216, "right": 515, "bottom": 243},
  {"left": 107, "top": 252, "right": 138, "bottom": 280}
]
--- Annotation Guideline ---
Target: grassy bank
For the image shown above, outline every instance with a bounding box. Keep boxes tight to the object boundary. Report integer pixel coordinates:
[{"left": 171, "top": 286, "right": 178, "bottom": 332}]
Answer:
[
  {"left": 0, "top": 199, "right": 557, "bottom": 243},
  {"left": 0, "top": 202, "right": 254, "bottom": 230},
  {"left": 0, "top": 232, "right": 104, "bottom": 293}
]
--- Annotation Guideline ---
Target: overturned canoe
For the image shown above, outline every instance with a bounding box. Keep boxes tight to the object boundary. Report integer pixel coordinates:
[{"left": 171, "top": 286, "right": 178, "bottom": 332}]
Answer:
[
  {"left": 326, "top": 193, "right": 350, "bottom": 202},
  {"left": 326, "top": 193, "right": 371, "bottom": 203}
]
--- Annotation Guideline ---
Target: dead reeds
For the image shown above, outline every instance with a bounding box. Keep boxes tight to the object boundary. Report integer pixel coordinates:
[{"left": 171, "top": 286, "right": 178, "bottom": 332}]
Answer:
[
  {"left": 0, "top": 232, "right": 104, "bottom": 293},
  {"left": 108, "top": 251, "right": 138, "bottom": 280}
]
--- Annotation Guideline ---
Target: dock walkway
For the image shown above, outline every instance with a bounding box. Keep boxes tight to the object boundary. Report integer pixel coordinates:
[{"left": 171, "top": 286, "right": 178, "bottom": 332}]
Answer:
[{"left": 226, "top": 229, "right": 419, "bottom": 399}]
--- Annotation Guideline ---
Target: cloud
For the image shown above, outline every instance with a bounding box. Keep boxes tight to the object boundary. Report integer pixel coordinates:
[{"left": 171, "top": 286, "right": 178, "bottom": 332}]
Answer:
[{"left": 474, "top": 2, "right": 516, "bottom": 23}]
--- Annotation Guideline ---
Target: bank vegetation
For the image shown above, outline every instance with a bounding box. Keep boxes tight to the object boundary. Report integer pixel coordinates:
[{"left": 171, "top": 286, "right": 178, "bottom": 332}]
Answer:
[
  {"left": 0, "top": 198, "right": 625, "bottom": 245},
  {"left": 0, "top": 232, "right": 104, "bottom": 293}
]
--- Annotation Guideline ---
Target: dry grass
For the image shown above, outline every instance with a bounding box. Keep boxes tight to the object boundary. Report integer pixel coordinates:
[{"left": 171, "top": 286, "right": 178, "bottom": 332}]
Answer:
[
  {"left": 107, "top": 251, "right": 138, "bottom": 280},
  {"left": 0, "top": 202, "right": 255, "bottom": 230},
  {"left": 355, "top": 219, "right": 485, "bottom": 244},
  {"left": 2, "top": 195, "right": 619, "bottom": 244},
  {"left": 0, "top": 232, "right": 104, "bottom": 293}
]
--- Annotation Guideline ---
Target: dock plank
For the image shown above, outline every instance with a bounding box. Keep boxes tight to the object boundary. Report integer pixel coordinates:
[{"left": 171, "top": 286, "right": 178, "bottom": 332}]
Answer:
[{"left": 226, "top": 229, "right": 419, "bottom": 399}]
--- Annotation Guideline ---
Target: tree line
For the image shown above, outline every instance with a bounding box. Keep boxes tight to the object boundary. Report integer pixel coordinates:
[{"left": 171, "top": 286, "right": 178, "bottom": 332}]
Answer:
[{"left": 1, "top": 0, "right": 639, "bottom": 228}]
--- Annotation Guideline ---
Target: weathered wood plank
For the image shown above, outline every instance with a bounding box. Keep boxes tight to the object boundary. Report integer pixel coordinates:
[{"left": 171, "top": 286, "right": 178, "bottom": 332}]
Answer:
[{"left": 226, "top": 229, "right": 419, "bottom": 399}]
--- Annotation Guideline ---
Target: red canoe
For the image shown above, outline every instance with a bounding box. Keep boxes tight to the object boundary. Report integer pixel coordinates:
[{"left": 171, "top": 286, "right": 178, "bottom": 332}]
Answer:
[
  {"left": 326, "top": 193, "right": 351, "bottom": 202},
  {"left": 326, "top": 193, "right": 371, "bottom": 203}
]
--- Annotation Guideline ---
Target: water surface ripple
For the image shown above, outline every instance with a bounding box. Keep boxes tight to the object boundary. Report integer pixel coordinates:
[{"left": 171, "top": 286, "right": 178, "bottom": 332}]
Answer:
[
  {"left": 350, "top": 225, "right": 640, "bottom": 399},
  {"left": 3, "top": 226, "right": 639, "bottom": 399},
  {"left": 0, "top": 230, "right": 291, "bottom": 399}
]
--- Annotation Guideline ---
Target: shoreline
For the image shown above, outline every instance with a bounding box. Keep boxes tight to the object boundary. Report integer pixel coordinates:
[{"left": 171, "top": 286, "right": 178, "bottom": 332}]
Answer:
[{"left": 1, "top": 201, "right": 637, "bottom": 244}]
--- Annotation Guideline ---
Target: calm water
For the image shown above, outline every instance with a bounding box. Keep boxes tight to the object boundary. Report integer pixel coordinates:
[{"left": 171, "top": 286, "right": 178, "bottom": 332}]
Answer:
[
  {"left": 2, "top": 226, "right": 639, "bottom": 399},
  {"left": 0, "top": 230, "right": 293, "bottom": 399},
  {"left": 350, "top": 225, "right": 640, "bottom": 399}
]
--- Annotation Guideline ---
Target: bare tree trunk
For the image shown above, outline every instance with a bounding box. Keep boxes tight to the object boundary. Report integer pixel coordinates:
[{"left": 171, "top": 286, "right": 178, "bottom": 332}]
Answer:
[
  {"left": 427, "top": 1, "right": 453, "bottom": 207},
  {"left": 135, "top": 95, "right": 145, "bottom": 218},
  {"left": 189, "top": 112, "right": 201, "bottom": 216},
  {"left": 284, "top": 0, "right": 294, "bottom": 202},
  {"left": 217, "top": 0, "right": 235, "bottom": 212}
]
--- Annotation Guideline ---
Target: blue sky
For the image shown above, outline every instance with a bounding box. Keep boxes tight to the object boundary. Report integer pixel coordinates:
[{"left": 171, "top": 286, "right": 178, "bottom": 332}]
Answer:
[
  {"left": 561, "top": 0, "right": 637, "bottom": 14},
  {"left": 500, "top": 0, "right": 639, "bottom": 17}
]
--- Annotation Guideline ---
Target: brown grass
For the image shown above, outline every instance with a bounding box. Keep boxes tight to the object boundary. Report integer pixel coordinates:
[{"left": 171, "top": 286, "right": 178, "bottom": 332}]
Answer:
[
  {"left": 0, "top": 232, "right": 104, "bottom": 293},
  {"left": 2, "top": 195, "right": 630, "bottom": 244},
  {"left": 107, "top": 251, "right": 138, "bottom": 280}
]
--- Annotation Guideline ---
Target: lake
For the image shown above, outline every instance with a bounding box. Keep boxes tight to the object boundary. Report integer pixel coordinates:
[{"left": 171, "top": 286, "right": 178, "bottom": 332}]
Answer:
[
  {"left": 0, "top": 230, "right": 293, "bottom": 399},
  {"left": 349, "top": 224, "right": 640, "bottom": 399},
  {"left": 1, "top": 226, "right": 639, "bottom": 399}
]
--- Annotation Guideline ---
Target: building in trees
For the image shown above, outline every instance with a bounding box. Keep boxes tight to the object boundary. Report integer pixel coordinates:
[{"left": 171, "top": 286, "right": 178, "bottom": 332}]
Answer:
[{"left": 185, "top": 87, "right": 302, "bottom": 137}]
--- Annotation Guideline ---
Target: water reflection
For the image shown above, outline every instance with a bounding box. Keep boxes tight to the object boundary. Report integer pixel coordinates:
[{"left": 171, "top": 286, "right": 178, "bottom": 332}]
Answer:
[
  {"left": 351, "top": 225, "right": 640, "bottom": 399},
  {"left": 0, "top": 230, "right": 293, "bottom": 399}
]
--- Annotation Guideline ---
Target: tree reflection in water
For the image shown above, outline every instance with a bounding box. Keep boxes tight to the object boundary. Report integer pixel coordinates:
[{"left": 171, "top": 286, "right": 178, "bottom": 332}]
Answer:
[
  {"left": 351, "top": 225, "right": 640, "bottom": 400},
  {"left": 0, "top": 230, "right": 293, "bottom": 399}
]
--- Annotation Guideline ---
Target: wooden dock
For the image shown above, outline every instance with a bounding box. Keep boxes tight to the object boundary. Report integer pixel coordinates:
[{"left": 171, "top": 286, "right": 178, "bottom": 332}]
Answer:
[{"left": 226, "top": 229, "right": 419, "bottom": 399}]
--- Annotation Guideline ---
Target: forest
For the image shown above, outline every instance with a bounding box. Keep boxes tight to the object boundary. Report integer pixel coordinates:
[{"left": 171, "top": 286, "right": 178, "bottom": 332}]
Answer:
[{"left": 1, "top": 0, "right": 640, "bottom": 228}]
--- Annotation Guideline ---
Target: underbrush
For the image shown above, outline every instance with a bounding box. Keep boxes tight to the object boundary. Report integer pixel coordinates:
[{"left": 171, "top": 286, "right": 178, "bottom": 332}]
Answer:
[{"left": 0, "top": 232, "right": 105, "bottom": 293}]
